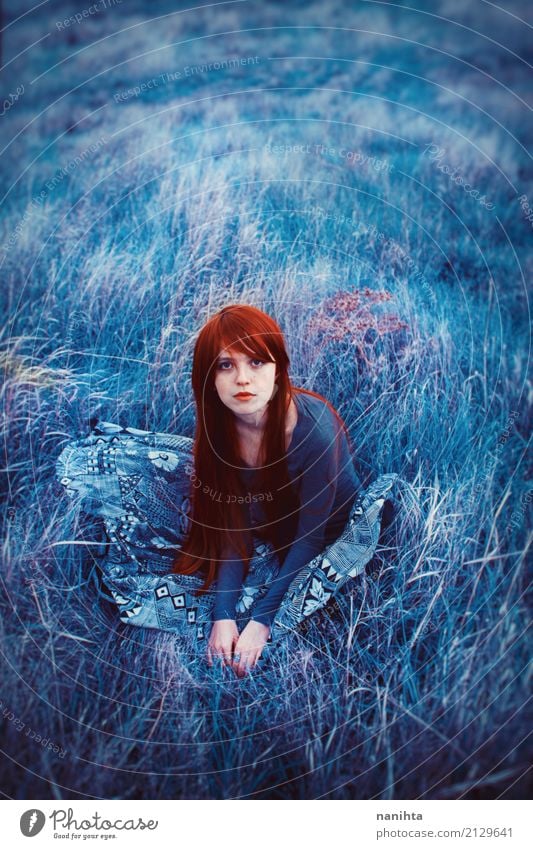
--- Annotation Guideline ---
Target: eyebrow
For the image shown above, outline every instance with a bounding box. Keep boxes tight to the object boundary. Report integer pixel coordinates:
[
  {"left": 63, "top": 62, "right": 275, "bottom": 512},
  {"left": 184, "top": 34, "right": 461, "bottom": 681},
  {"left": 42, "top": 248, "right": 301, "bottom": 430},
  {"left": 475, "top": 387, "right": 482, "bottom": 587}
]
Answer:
[{"left": 217, "top": 352, "right": 260, "bottom": 360}]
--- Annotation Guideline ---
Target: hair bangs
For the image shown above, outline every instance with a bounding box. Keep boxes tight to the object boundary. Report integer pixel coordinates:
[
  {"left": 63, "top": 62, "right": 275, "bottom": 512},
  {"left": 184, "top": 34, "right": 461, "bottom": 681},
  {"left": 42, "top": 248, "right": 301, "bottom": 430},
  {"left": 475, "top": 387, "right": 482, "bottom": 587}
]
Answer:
[{"left": 215, "top": 312, "right": 278, "bottom": 365}]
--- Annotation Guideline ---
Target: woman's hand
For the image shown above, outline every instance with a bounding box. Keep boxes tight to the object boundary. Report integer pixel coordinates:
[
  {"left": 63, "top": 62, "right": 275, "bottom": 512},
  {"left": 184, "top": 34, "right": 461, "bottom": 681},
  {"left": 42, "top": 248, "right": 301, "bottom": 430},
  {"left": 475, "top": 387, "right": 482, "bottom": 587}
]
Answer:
[
  {"left": 232, "top": 619, "right": 270, "bottom": 677},
  {"left": 207, "top": 619, "right": 239, "bottom": 668}
]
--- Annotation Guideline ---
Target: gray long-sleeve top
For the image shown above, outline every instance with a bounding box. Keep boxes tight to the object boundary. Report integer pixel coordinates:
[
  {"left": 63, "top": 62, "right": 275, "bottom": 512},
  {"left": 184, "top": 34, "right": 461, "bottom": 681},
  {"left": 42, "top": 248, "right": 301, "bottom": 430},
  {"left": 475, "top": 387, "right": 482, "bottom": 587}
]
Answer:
[{"left": 213, "top": 390, "right": 362, "bottom": 628}]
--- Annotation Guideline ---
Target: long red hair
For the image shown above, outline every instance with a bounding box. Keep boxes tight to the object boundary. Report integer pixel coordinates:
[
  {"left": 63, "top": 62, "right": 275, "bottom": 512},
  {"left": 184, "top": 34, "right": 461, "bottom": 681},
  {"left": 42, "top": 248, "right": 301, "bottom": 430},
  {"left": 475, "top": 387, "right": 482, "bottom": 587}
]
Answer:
[{"left": 171, "top": 303, "right": 353, "bottom": 597}]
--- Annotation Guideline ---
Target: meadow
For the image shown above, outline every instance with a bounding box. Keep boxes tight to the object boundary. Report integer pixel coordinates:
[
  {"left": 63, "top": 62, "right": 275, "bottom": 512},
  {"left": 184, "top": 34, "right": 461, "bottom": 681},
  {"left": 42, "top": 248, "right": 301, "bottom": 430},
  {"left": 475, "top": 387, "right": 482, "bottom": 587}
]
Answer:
[{"left": 0, "top": 0, "right": 531, "bottom": 799}]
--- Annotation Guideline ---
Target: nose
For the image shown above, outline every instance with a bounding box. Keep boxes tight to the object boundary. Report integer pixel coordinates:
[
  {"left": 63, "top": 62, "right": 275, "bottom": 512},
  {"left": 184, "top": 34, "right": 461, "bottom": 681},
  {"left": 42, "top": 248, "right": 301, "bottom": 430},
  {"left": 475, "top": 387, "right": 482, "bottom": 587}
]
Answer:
[{"left": 236, "top": 366, "right": 251, "bottom": 386}]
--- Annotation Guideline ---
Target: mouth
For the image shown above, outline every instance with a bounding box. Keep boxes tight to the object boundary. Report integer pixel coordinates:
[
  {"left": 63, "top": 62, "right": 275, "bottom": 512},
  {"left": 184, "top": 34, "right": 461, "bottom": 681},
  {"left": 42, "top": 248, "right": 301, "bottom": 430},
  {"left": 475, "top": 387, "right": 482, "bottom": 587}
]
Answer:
[{"left": 234, "top": 393, "right": 255, "bottom": 400}]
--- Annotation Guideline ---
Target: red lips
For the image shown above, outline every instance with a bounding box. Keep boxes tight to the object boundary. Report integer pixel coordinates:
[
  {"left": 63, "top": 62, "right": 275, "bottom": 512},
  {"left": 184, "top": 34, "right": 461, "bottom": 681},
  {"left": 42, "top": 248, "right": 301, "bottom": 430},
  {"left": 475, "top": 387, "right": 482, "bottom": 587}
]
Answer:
[{"left": 234, "top": 392, "right": 255, "bottom": 398}]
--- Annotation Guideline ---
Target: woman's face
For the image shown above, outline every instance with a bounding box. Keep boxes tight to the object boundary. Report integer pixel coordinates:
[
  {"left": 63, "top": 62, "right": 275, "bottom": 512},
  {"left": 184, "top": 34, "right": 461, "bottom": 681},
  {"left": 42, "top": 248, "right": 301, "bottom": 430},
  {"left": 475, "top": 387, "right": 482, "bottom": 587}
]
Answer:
[{"left": 214, "top": 346, "right": 277, "bottom": 422}]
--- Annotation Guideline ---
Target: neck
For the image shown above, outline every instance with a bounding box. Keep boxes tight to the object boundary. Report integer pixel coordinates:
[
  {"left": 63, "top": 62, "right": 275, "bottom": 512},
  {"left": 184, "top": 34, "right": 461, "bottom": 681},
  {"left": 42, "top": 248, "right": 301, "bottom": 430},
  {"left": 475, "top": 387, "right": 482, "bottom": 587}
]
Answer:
[
  {"left": 235, "top": 393, "right": 295, "bottom": 436},
  {"left": 234, "top": 405, "right": 269, "bottom": 434}
]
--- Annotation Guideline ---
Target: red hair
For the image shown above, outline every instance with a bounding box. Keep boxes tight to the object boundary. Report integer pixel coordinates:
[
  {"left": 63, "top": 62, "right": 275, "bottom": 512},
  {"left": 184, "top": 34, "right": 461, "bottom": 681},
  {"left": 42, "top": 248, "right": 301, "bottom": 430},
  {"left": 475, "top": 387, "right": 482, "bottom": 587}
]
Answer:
[{"left": 171, "top": 303, "right": 353, "bottom": 597}]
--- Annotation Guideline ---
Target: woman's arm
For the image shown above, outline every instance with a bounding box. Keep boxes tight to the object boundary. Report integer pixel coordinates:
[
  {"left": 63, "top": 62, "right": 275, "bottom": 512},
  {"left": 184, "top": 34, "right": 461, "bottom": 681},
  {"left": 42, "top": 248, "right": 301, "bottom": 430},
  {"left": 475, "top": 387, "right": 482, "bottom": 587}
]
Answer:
[
  {"left": 249, "top": 426, "right": 342, "bottom": 628},
  {"left": 212, "top": 549, "right": 246, "bottom": 621}
]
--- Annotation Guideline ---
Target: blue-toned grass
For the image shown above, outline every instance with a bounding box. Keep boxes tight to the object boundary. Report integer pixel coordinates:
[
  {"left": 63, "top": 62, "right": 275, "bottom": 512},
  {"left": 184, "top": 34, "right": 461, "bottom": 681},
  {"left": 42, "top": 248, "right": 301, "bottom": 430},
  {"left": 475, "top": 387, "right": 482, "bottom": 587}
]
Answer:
[{"left": 0, "top": 0, "right": 531, "bottom": 799}]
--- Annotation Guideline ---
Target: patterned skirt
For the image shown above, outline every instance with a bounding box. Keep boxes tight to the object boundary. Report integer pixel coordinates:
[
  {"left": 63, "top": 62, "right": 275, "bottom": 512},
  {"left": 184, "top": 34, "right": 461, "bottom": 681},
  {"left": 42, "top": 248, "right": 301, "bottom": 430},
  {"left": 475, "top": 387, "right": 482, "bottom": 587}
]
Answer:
[{"left": 56, "top": 421, "right": 401, "bottom": 664}]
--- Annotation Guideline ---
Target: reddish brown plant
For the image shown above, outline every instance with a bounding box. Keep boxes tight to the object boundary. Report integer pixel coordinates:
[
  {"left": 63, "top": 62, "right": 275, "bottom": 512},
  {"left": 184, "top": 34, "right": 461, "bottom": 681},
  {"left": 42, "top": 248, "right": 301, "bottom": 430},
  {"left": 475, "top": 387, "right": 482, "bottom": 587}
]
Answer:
[{"left": 306, "top": 287, "right": 409, "bottom": 366}]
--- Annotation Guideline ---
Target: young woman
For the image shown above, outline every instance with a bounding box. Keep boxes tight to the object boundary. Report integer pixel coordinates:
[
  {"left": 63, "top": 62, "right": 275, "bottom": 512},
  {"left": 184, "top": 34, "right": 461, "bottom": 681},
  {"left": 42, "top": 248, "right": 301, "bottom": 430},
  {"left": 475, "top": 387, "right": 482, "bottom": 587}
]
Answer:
[
  {"left": 56, "top": 304, "right": 401, "bottom": 678},
  {"left": 171, "top": 304, "right": 392, "bottom": 677}
]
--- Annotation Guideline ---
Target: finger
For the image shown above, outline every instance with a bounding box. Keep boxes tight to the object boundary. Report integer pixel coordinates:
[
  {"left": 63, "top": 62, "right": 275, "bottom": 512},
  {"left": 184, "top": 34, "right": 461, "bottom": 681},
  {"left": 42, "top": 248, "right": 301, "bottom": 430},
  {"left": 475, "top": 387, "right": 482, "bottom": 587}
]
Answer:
[
  {"left": 237, "top": 652, "right": 251, "bottom": 677},
  {"left": 223, "top": 648, "right": 233, "bottom": 667},
  {"left": 209, "top": 647, "right": 225, "bottom": 668},
  {"left": 233, "top": 655, "right": 243, "bottom": 676},
  {"left": 253, "top": 644, "right": 266, "bottom": 670}
]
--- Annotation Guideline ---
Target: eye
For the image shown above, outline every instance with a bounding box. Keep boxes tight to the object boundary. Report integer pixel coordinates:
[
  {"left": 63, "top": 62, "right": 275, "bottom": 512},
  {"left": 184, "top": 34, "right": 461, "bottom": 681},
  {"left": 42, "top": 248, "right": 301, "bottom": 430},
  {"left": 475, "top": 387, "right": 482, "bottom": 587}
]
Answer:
[{"left": 217, "top": 357, "right": 266, "bottom": 370}]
